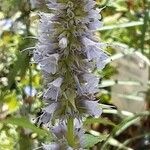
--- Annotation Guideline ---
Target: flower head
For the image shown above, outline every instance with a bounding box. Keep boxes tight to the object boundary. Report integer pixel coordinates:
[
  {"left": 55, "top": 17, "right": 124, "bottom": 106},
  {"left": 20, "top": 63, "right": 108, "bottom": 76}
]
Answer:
[{"left": 33, "top": 0, "right": 109, "bottom": 148}]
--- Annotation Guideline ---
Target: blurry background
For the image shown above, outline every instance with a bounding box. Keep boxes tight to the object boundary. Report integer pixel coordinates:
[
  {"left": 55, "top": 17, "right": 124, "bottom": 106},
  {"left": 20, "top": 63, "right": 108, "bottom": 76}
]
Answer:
[{"left": 0, "top": 0, "right": 150, "bottom": 150}]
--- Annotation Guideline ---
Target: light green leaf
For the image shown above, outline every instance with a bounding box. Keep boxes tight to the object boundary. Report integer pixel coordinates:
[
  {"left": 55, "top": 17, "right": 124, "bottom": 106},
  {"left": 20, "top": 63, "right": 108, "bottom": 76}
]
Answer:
[
  {"left": 103, "top": 109, "right": 134, "bottom": 117},
  {"left": 99, "top": 80, "right": 142, "bottom": 88},
  {"left": 1, "top": 117, "right": 51, "bottom": 139},
  {"left": 83, "top": 134, "right": 107, "bottom": 148},
  {"left": 108, "top": 138, "right": 133, "bottom": 150},
  {"left": 118, "top": 94, "right": 144, "bottom": 102},
  {"left": 97, "top": 21, "right": 143, "bottom": 31}
]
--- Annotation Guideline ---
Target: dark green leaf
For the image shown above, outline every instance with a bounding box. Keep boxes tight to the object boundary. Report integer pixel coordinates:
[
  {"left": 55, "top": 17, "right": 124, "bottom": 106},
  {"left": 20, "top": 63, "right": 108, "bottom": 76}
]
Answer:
[{"left": 101, "top": 111, "right": 150, "bottom": 149}]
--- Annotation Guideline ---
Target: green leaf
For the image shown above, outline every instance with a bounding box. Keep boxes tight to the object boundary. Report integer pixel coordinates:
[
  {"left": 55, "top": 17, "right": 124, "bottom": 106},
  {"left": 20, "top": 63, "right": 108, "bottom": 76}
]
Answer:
[
  {"left": 19, "top": 132, "right": 32, "bottom": 150},
  {"left": 140, "top": 9, "right": 149, "bottom": 53},
  {"left": 103, "top": 109, "right": 134, "bottom": 117},
  {"left": 117, "top": 133, "right": 150, "bottom": 150},
  {"left": 83, "top": 134, "right": 107, "bottom": 148},
  {"left": 84, "top": 117, "right": 116, "bottom": 127},
  {"left": 0, "top": 117, "right": 51, "bottom": 139},
  {"left": 99, "top": 80, "right": 142, "bottom": 88},
  {"left": 108, "top": 138, "right": 133, "bottom": 150},
  {"left": 7, "top": 51, "right": 30, "bottom": 89},
  {"left": 118, "top": 94, "right": 144, "bottom": 102},
  {"left": 101, "top": 111, "right": 150, "bottom": 149},
  {"left": 3, "top": 92, "right": 20, "bottom": 114},
  {"left": 97, "top": 21, "right": 143, "bottom": 31}
]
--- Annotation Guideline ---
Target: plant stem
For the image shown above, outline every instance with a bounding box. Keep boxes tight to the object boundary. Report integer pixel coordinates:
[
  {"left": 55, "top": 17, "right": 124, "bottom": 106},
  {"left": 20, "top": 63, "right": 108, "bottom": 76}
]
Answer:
[{"left": 67, "top": 117, "right": 75, "bottom": 147}]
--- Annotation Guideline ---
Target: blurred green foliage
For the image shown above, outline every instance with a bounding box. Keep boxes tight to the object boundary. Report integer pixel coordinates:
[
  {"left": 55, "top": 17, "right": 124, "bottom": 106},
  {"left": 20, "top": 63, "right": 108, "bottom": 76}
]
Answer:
[{"left": 0, "top": 0, "right": 150, "bottom": 150}]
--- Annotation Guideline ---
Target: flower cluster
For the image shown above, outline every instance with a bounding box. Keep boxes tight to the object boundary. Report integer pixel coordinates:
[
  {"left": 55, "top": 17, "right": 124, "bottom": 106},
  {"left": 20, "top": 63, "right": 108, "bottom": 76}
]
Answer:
[
  {"left": 33, "top": 0, "right": 109, "bottom": 149},
  {"left": 43, "top": 120, "right": 84, "bottom": 150}
]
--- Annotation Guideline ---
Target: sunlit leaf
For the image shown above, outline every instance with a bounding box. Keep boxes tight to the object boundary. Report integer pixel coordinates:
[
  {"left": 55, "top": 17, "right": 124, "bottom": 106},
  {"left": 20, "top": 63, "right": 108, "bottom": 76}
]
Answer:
[
  {"left": 1, "top": 117, "right": 51, "bottom": 139},
  {"left": 103, "top": 109, "right": 134, "bottom": 117},
  {"left": 3, "top": 93, "right": 19, "bottom": 113},
  {"left": 97, "top": 21, "right": 143, "bottom": 31},
  {"left": 99, "top": 80, "right": 141, "bottom": 88},
  {"left": 83, "top": 134, "right": 107, "bottom": 148},
  {"left": 108, "top": 138, "right": 133, "bottom": 150}
]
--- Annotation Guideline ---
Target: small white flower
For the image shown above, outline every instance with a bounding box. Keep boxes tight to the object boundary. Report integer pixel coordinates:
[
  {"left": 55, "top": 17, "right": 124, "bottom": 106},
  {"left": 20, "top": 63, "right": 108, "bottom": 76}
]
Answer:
[
  {"left": 59, "top": 37, "right": 68, "bottom": 49},
  {"left": 24, "top": 86, "right": 37, "bottom": 97}
]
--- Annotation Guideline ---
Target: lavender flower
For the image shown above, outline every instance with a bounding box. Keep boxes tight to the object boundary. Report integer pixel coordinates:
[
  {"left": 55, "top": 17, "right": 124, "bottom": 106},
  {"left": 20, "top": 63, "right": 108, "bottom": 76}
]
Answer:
[
  {"left": 76, "top": 98, "right": 102, "bottom": 118},
  {"left": 43, "top": 121, "right": 85, "bottom": 150},
  {"left": 33, "top": 0, "right": 109, "bottom": 148},
  {"left": 43, "top": 77, "right": 63, "bottom": 100}
]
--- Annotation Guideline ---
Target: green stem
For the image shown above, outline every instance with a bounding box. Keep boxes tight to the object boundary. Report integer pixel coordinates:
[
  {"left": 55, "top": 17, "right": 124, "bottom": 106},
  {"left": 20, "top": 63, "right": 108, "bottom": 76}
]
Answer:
[{"left": 67, "top": 117, "right": 75, "bottom": 147}]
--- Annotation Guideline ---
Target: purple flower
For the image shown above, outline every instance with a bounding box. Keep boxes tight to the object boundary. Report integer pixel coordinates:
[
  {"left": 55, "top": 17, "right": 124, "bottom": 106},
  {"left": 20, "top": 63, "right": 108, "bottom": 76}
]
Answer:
[
  {"left": 40, "top": 54, "right": 59, "bottom": 74},
  {"left": 43, "top": 77, "right": 63, "bottom": 100},
  {"left": 33, "top": 0, "right": 109, "bottom": 149},
  {"left": 76, "top": 98, "right": 102, "bottom": 118}
]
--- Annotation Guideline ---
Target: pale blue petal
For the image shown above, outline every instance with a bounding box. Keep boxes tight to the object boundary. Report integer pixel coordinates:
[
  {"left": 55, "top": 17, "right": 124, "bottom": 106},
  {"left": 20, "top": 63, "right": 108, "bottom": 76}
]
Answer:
[
  {"left": 40, "top": 54, "right": 59, "bottom": 74},
  {"left": 24, "top": 86, "right": 37, "bottom": 97}
]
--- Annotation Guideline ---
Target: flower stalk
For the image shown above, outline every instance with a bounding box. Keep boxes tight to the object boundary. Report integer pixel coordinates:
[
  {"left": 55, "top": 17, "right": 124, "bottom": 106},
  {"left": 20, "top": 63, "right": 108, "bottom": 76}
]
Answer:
[
  {"left": 67, "top": 117, "right": 75, "bottom": 147},
  {"left": 33, "top": 0, "right": 109, "bottom": 149}
]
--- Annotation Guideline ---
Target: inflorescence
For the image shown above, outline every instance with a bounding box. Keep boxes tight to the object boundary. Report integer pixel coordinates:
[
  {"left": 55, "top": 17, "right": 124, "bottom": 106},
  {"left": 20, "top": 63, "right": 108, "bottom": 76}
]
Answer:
[{"left": 33, "top": 0, "right": 109, "bottom": 149}]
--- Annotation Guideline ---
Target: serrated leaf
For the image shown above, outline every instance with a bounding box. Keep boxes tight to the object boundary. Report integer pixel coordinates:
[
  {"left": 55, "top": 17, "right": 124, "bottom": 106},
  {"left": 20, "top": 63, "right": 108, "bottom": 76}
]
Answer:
[{"left": 83, "top": 134, "right": 107, "bottom": 148}]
